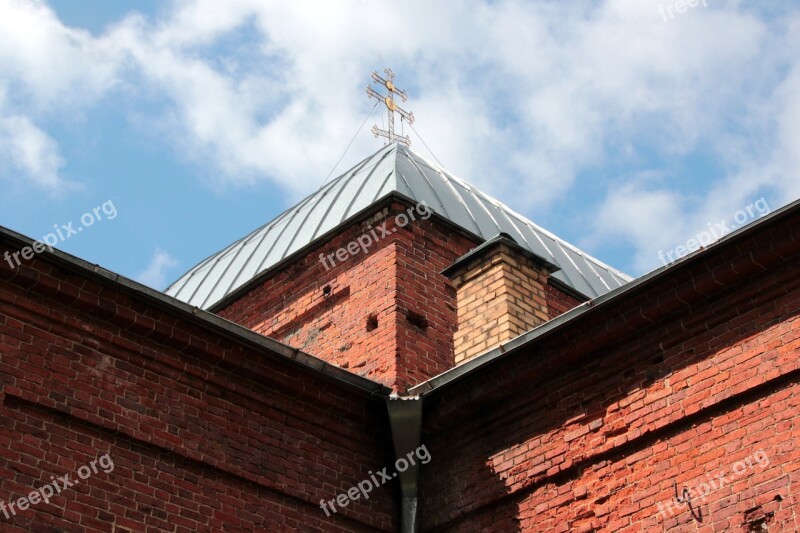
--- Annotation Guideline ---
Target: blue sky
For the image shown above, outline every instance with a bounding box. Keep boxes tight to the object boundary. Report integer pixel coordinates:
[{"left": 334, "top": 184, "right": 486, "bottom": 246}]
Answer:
[{"left": 1, "top": 0, "right": 799, "bottom": 290}]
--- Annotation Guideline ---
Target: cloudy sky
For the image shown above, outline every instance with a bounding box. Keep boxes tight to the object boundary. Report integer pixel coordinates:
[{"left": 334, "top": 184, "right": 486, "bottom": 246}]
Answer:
[{"left": 0, "top": 0, "right": 798, "bottom": 290}]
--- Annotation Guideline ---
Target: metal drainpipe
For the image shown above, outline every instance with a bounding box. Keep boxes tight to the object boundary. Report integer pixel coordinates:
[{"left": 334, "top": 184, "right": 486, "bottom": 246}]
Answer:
[{"left": 386, "top": 394, "right": 424, "bottom": 533}]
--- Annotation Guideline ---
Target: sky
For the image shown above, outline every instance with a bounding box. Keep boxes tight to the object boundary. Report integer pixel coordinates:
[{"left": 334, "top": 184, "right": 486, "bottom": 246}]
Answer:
[{"left": 0, "top": 0, "right": 798, "bottom": 291}]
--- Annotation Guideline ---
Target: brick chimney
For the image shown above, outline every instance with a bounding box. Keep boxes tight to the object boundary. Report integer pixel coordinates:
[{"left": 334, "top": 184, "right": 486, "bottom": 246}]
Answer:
[{"left": 442, "top": 234, "right": 560, "bottom": 366}]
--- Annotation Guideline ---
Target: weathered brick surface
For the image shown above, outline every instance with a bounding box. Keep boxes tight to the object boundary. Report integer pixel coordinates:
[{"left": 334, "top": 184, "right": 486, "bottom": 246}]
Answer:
[
  {"left": 217, "top": 201, "right": 584, "bottom": 391},
  {"left": 217, "top": 200, "right": 476, "bottom": 392},
  {"left": 5, "top": 197, "right": 790, "bottom": 532},
  {"left": 0, "top": 199, "right": 591, "bottom": 531},
  {"left": 545, "top": 282, "right": 585, "bottom": 318},
  {"left": 0, "top": 247, "right": 397, "bottom": 532},
  {"left": 419, "top": 213, "right": 800, "bottom": 531}
]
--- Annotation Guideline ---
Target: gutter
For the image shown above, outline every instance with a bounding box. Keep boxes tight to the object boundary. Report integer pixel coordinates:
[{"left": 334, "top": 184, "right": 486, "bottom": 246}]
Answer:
[{"left": 386, "top": 394, "right": 424, "bottom": 533}]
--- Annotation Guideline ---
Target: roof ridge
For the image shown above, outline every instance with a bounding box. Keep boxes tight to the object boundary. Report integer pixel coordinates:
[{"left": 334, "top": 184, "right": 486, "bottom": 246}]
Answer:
[
  {"left": 167, "top": 142, "right": 632, "bottom": 307},
  {"left": 165, "top": 144, "right": 397, "bottom": 295}
]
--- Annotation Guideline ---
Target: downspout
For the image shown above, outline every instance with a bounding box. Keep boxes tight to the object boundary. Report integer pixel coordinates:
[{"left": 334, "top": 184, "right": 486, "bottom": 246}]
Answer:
[{"left": 386, "top": 393, "right": 424, "bottom": 533}]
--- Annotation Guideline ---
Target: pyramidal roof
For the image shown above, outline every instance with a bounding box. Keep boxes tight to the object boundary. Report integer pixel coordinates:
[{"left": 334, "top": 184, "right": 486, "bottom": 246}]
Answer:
[{"left": 165, "top": 143, "right": 633, "bottom": 309}]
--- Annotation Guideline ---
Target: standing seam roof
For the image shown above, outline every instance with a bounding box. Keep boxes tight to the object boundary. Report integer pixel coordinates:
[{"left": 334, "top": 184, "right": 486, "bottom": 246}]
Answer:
[{"left": 165, "top": 143, "right": 633, "bottom": 308}]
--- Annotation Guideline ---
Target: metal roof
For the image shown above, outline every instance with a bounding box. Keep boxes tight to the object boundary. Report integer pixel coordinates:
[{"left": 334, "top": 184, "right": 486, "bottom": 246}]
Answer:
[{"left": 165, "top": 143, "right": 633, "bottom": 308}]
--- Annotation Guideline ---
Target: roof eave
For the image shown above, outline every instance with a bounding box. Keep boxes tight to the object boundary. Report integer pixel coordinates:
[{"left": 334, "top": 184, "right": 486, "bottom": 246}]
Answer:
[
  {"left": 0, "top": 225, "right": 392, "bottom": 399},
  {"left": 408, "top": 197, "right": 800, "bottom": 397}
]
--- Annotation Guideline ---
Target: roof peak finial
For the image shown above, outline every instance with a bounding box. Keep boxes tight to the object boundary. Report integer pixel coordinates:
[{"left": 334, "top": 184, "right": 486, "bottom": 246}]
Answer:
[{"left": 366, "top": 68, "right": 414, "bottom": 146}]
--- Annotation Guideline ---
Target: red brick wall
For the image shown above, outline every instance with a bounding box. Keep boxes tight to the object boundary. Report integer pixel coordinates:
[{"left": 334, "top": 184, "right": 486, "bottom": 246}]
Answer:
[
  {"left": 13, "top": 194, "right": 780, "bottom": 532},
  {"left": 217, "top": 200, "right": 476, "bottom": 392},
  {"left": 419, "top": 218, "right": 800, "bottom": 531},
  {"left": 392, "top": 212, "right": 476, "bottom": 388},
  {"left": 0, "top": 248, "right": 397, "bottom": 532},
  {"left": 545, "top": 282, "right": 585, "bottom": 318}
]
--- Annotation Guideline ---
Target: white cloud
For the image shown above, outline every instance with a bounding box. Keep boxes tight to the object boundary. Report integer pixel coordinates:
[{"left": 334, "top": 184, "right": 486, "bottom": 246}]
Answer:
[
  {"left": 135, "top": 248, "right": 179, "bottom": 290},
  {"left": 588, "top": 8, "right": 800, "bottom": 274},
  {"left": 0, "top": 84, "right": 71, "bottom": 191},
  {"left": 0, "top": 0, "right": 119, "bottom": 107},
  {"left": 0, "top": 0, "right": 118, "bottom": 191},
  {"left": 0, "top": 113, "right": 65, "bottom": 189},
  {"left": 0, "top": 0, "right": 799, "bottom": 273}
]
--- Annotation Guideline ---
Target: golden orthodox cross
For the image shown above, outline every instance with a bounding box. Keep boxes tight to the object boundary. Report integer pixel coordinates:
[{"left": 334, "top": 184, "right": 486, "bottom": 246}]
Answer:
[{"left": 366, "top": 68, "right": 415, "bottom": 146}]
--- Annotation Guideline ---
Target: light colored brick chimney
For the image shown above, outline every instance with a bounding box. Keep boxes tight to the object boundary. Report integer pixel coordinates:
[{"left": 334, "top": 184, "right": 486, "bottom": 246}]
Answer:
[{"left": 442, "top": 234, "right": 560, "bottom": 366}]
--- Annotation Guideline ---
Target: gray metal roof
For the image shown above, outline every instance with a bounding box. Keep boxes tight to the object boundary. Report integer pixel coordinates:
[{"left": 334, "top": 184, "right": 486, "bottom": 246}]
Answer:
[{"left": 165, "top": 143, "right": 633, "bottom": 308}]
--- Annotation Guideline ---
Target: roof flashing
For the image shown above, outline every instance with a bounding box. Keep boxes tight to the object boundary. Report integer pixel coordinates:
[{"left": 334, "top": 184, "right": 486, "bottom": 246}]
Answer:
[{"left": 442, "top": 232, "right": 561, "bottom": 278}]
